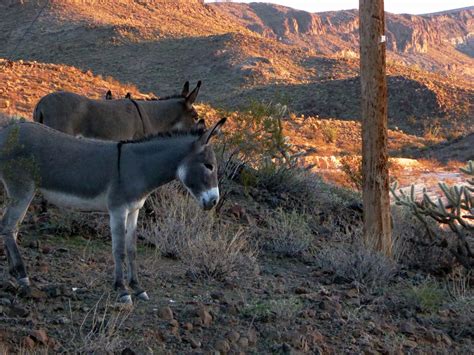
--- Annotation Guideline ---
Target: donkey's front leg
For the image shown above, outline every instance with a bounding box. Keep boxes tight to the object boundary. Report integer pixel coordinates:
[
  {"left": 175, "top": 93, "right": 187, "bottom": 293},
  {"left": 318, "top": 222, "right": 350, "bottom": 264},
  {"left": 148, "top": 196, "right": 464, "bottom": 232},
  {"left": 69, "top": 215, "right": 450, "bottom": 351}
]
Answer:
[
  {"left": 110, "top": 208, "right": 131, "bottom": 304},
  {"left": 125, "top": 209, "right": 149, "bottom": 301}
]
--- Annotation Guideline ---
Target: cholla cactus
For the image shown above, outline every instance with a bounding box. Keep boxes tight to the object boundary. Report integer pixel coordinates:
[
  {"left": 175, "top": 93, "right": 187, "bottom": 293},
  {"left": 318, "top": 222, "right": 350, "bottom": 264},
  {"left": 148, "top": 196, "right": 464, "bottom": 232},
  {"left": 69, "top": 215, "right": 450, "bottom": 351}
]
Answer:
[{"left": 390, "top": 161, "right": 473, "bottom": 269}]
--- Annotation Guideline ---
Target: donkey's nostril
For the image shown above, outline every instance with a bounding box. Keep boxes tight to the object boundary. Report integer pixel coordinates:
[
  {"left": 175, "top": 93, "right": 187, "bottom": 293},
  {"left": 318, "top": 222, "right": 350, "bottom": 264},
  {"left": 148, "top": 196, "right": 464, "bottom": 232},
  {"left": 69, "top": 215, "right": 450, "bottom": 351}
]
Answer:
[{"left": 211, "top": 198, "right": 217, "bottom": 206}]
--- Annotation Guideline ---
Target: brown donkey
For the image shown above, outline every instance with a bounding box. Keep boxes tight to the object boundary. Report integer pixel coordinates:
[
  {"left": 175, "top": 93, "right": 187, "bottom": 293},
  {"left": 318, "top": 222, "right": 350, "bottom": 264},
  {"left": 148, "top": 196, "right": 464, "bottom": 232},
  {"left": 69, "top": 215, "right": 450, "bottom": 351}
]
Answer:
[{"left": 33, "top": 81, "right": 202, "bottom": 140}]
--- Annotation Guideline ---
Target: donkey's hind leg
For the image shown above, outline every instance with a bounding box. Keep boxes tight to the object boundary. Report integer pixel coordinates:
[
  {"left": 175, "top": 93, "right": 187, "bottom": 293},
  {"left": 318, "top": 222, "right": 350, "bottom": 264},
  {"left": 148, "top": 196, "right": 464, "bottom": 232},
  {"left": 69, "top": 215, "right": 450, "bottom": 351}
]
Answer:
[
  {"left": 125, "top": 209, "right": 148, "bottom": 301},
  {"left": 110, "top": 208, "right": 132, "bottom": 304},
  {"left": 1, "top": 182, "right": 35, "bottom": 287}
]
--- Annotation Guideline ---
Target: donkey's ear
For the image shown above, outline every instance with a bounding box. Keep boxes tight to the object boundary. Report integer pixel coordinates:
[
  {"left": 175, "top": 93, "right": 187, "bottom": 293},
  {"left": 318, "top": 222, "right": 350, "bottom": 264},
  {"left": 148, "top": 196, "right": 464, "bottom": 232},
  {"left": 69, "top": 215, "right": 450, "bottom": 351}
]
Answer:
[
  {"left": 125, "top": 92, "right": 132, "bottom": 99},
  {"left": 196, "top": 118, "right": 206, "bottom": 130},
  {"left": 105, "top": 90, "right": 113, "bottom": 100},
  {"left": 181, "top": 81, "right": 190, "bottom": 97},
  {"left": 185, "top": 81, "right": 202, "bottom": 108},
  {"left": 199, "top": 117, "right": 227, "bottom": 145}
]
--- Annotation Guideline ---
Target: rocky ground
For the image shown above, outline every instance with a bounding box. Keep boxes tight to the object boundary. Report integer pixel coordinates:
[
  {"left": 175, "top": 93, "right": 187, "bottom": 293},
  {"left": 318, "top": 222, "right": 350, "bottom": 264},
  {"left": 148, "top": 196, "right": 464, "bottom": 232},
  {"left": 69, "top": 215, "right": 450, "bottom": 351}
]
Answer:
[{"left": 0, "top": 195, "right": 472, "bottom": 354}]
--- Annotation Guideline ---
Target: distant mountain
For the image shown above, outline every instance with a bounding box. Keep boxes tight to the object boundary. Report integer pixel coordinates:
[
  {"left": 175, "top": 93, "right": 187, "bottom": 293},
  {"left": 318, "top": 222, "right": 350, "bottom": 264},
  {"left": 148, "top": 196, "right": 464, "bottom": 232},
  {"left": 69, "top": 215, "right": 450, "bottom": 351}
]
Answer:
[{"left": 213, "top": 3, "right": 474, "bottom": 79}]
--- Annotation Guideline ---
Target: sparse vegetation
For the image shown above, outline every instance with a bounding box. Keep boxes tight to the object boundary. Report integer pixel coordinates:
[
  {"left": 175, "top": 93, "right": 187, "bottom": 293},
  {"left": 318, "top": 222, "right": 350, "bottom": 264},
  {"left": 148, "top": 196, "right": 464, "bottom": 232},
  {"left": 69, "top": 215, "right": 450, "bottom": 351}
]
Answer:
[
  {"left": 140, "top": 184, "right": 258, "bottom": 280},
  {"left": 316, "top": 243, "right": 397, "bottom": 289},
  {"left": 321, "top": 125, "right": 338, "bottom": 143},
  {"left": 262, "top": 208, "right": 313, "bottom": 257},
  {"left": 403, "top": 280, "right": 448, "bottom": 313},
  {"left": 391, "top": 161, "right": 474, "bottom": 270},
  {"left": 339, "top": 155, "right": 363, "bottom": 191},
  {"left": 241, "top": 297, "right": 302, "bottom": 322}
]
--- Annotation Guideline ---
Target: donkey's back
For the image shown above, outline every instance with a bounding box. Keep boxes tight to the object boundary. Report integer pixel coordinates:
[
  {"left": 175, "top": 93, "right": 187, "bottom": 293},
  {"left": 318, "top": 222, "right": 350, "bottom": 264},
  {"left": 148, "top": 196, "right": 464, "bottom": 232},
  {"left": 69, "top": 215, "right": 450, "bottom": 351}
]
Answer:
[{"left": 34, "top": 91, "right": 143, "bottom": 140}]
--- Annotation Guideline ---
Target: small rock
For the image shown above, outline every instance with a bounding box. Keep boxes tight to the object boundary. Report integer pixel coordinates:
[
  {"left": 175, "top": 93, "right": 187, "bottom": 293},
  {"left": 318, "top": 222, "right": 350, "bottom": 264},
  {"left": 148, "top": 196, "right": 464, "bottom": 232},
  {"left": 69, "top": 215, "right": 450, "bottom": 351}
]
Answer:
[
  {"left": 399, "top": 322, "right": 415, "bottom": 335},
  {"left": 55, "top": 316, "right": 71, "bottom": 325},
  {"left": 9, "top": 305, "right": 30, "bottom": 318},
  {"left": 197, "top": 307, "right": 212, "bottom": 326},
  {"left": 0, "top": 297, "right": 11, "bottom": 306},
  {"left": 159, "top": 306, "right": 174, "bottom": 321},
  {"left": 183, "top": 322, "right": 193, "bottom": 331},
  {"left": 294, "top": 287, "right": 310, "bottom": 295},
  {"left": 29, "top": 329, "right": 48, "bottom": 344},
  {"left": 189, "top": 337, "right": 201, "bottom": 349},
  {"left": 238, "top": 337, "right": 249, "bottom": 348},
  {"left": 227, "top": 330, "right": 240, "bottom": 343},
  {"left": 215, "top": 339, "right": 230, "bottom": 353},
  {"left": 169, "top": 319, "right": 179, "bottom": 328},
  {"left": 247, "top": 329, "right": 258, "bottom": 345},
  {"left": 404, "top": 339, "right": 418, "bottom": 348},
  {"left": 210, "top": 291, "right": 225, "bottom": 301},
  {"left": 0, "top": 99, "right": 10, "bottom": 109}
]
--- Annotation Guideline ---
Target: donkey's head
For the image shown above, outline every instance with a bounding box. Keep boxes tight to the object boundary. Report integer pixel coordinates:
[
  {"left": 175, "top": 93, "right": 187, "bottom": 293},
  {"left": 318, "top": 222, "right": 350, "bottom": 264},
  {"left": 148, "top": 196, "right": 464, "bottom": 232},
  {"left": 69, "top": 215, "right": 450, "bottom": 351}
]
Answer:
[
  {"left": 105, "top": 90, "right": 113, "bottom": 100},
  {"left": 162, "top": 81, "right": 202, "bottom": 131},
  {"left": 177, "top": 117, "right": 226, "bottom": 210}
]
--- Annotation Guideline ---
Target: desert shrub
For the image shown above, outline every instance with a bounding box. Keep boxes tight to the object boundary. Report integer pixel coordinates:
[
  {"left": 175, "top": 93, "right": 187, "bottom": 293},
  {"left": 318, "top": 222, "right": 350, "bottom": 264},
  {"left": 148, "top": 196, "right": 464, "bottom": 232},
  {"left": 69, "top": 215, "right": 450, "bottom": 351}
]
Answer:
[
  {"left": 262, "top": 208, "right": 313, "bottom": 257},
  {"left": 403, "top": 280, "right": 448, "bottom": 313},
  {"left": 315, "top": 243, "right": 397, "bottom": 289},
  {"left": 339, "top": 155, "right": 363, "bottom": 191},
  {"left": 139, "top": 184, "right": 258, "bottom": 281},
  {"left": 321, "top": 125, "right": 338, "bottom": 143},
  {"left": 227, "top": 100, "right": 294, "bottom": 168},
  {"left": 391, "top": 205, "right": 456, "bottom": 273},
  {"left": 139, "top": 183, "right": 208, "bottom": 258},
  {"left": 182, "top": 226, "right": 258, "bottom": 281},
  {"left": 391, "top": 161, "right": 474, "bottom": 270}
]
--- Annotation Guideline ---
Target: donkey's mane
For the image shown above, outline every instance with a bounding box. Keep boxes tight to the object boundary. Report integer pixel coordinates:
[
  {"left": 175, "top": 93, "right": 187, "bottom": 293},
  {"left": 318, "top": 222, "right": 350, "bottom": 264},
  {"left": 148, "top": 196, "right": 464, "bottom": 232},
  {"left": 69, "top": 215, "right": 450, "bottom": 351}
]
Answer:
[
  {"left": 118, "top": 127, "right": 205, "bottom": 145},
  {"left": 129, "top": 94, "right": 184, "bottom": 101},
  {"left": 158, "top": 93, "right": 185, "bottom": 101}
]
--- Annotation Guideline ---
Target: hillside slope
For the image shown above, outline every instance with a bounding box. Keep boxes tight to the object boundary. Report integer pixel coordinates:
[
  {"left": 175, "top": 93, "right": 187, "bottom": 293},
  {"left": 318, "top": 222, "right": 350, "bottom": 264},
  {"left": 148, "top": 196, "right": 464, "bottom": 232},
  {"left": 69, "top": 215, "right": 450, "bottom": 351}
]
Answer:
[{"left": 0, "top": 0, "right": 472, "bottom": 135}]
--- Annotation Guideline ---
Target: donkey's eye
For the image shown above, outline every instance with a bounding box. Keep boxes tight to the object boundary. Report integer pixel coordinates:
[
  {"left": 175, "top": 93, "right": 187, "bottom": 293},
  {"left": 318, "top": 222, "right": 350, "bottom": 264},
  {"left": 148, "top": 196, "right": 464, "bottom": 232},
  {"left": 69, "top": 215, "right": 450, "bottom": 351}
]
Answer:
[{"left": 204, "top": 163, "right": 214, "bottom": 171}]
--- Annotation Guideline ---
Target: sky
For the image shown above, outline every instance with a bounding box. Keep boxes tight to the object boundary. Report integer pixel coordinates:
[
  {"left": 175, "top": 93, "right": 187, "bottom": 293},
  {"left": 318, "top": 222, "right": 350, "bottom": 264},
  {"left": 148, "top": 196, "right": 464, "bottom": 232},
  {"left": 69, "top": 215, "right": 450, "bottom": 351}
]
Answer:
[{"left": 204, "top": 0, "right": 473, "bottom": 14}]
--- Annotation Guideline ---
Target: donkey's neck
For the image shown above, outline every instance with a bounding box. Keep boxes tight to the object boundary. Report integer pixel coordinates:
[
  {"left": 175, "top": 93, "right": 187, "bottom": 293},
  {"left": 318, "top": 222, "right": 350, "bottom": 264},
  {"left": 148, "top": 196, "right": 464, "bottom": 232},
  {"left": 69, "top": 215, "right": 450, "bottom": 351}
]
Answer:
[{"left": 122, "top": 135, "right": 196, "bottom": 194}]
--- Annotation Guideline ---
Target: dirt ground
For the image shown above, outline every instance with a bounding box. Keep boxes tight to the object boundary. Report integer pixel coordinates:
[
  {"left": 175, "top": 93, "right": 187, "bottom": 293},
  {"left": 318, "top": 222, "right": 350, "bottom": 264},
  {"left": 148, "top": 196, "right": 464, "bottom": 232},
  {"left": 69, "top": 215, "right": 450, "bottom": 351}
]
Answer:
[{"left": 0, "top": 195, "right": 472, "bottom": 354}]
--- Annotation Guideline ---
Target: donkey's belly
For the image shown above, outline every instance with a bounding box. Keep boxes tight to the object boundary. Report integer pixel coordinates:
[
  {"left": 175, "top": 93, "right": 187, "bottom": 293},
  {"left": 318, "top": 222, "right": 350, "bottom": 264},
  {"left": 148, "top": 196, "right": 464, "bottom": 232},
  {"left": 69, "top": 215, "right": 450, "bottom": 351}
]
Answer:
[{"left": 40, "top": 189, "right": 108, "bottom": 212}]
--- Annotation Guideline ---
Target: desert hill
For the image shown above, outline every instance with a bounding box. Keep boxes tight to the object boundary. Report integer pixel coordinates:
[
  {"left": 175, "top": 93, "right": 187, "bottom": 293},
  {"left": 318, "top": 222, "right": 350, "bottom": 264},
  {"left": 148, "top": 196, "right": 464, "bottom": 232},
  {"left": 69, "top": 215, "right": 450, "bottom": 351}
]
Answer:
[{"left": 0, "top": 0, "right": 472, "bottom": 136}]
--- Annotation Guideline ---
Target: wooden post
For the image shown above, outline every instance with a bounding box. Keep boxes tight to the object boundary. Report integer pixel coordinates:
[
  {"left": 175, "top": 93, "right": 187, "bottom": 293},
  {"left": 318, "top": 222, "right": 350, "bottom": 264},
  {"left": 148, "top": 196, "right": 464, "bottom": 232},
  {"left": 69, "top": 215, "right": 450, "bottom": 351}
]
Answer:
[{"left": 359, "top": 0, "right": 392, "bottom": 256}]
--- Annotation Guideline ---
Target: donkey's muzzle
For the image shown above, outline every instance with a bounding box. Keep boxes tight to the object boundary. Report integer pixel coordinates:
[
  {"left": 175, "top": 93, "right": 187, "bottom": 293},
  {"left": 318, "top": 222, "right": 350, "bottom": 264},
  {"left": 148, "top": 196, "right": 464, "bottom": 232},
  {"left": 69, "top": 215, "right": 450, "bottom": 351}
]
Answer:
[{"left": 200, "top": 187, "right": 219, "bottom": 210}]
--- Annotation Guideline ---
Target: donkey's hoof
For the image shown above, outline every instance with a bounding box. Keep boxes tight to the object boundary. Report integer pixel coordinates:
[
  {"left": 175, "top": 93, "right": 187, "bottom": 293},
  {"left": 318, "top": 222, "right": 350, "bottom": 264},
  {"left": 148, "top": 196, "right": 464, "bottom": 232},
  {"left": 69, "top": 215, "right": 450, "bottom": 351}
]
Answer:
[
  {"left": 17, "top": 277, "right": 31, "bottom": 287},
  {"left": 136, "top": 291, "right": 149, "bottom": 301},
  {"left": 118, "top": 294, "right": 133, "bottom": 305}
]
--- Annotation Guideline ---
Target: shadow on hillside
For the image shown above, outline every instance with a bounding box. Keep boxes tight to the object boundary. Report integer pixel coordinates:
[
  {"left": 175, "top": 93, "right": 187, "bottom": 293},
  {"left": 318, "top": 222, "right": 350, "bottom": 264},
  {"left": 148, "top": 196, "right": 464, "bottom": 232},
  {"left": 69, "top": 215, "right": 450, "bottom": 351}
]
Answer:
[
  {"left": 234, "top": 76, "right": 442, "bottom": 130},
  {"left": 397, "top": 132, "right": 474, "bottom": 162},
  {"left": 1, "top": 30, "right": 251, "bottom": 101}
]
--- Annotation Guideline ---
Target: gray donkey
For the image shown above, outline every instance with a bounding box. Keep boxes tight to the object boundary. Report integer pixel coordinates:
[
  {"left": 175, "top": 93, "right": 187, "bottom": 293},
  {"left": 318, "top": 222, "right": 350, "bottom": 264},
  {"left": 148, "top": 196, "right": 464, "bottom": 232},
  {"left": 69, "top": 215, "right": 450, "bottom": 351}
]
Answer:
[
  {"left": 33, "top": 81, "right": 201, "bottom": 140},
  {"left": 0, "top": 117, "right": 226, "bottom": 304}
]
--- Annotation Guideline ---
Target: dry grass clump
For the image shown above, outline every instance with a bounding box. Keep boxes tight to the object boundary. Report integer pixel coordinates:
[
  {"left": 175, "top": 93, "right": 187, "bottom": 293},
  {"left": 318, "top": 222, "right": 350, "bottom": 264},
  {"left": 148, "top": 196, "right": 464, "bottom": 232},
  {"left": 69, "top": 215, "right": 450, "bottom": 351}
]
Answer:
[
  {"left": 182, "top": 225, "right": 258, "bottom": 280},
  {"left": 391, "top": 205, "right": 457, "bottom": 274},
  {"left": 140, "top": 184, "right": 258, "bottom": 281},
  {"left": 72, "top": 294, "right": 131, "bottom": 353},
  {"left": 316, "top": 243, "right": 397, "bottom": 289},
  {"left": 262, "top": 208, "right": 314, "bottom": 257}
]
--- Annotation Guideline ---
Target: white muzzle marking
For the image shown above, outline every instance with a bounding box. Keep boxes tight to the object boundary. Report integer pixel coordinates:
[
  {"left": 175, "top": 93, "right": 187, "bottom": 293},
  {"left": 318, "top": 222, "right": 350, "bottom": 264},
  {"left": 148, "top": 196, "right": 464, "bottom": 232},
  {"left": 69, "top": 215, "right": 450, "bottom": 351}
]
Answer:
[{"left": 200, "top": 187, "right": 219, "bottom": 207}]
